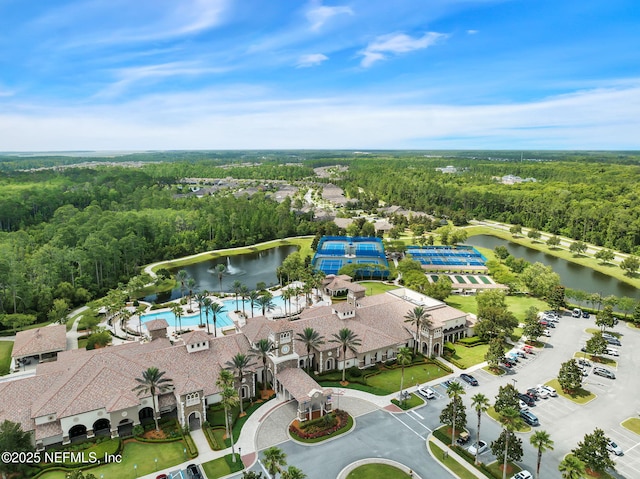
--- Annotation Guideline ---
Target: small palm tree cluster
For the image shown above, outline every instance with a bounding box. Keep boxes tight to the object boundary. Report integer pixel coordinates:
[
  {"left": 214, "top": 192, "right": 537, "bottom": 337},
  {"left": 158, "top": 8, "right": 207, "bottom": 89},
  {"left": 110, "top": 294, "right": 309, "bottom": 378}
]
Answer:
[{"left": 262, "top": 446, "right": 307, "bottom": 479}]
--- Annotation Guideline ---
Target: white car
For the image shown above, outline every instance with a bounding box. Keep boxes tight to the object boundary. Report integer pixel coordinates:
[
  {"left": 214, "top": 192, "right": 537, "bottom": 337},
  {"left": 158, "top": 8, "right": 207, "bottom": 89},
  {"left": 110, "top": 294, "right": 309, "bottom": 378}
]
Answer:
[
  {"left": 468, "top": 440, "right": 488, "bottom": 456},
  {"left": 542, "top": 329, "right": 551, "bottom": 337},
  {"left": 512, "top": 471, "right": 533, "bottom": 479},
  {"left": 417, "top": 386, "right": 436, "bottom": 399},
  {"left": 605, "top": 348, "right": 619, "bottom": 356},
  {"left": 519, "top": 399, "right": 529, "bottom": 411},
  {"left": 539, "top": 384, "right": 557, "bottom": 397},
  {"left": 535, "top": 387, "right": 549, "bottom": 399},
  {"left": 607, "top": 440, "right": 624, "bottom": 456}
]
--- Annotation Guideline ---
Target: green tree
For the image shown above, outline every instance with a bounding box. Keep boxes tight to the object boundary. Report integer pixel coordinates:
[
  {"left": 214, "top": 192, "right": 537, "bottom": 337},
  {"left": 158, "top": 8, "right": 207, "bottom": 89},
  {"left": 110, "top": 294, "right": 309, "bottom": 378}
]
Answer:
[
  {"left": 232, "top": 280, "right": 243, "bottom": 312},
  {"left": 530, "top": 430, "right": 554, "bottom": 479},
  {"left": 520, "top": 262, "right": 561, "bottom": 298},
  {"left": 47, "top": 298, "right": 70, "bottom": 324},
  {"left": 585, "top": 332, "right": 608, "bottom": 357},
  {"left": 256, "top": 292, "right": 276, "bottom": 316},
  {"left": 471, "top": 393, "right": 490, "bottom": 465},
  {"left": 171, "top": 303, "right": 183, "bottom": 334},
  {"left": 404, "top": 306, "right": 431, "bottom": 354},
  {"left": 522, "top": 307, "right": 544, "bottom": 342},
  {"left": 216, "top": 369, "right": 235, "bottom": 437},
  {"left": 202, "top": 297, "right": 213, "bottom": 334},
  {"left": 176, "top": 269, "right": 188, "bottom": 300},
  {"left": 475, "top": 291, "right": 517, "bottom": 340},
  {"left": 263, "top": 446, "right": 288, "bottom": 478},
  {"left": 252, "top": 339, "right": 275, "bottom": 395},
  {"left": 527, "top": 229, "right": 541, "bottom": 241},
  {"left": 595, "top": 305, "right": 615, "bottom": 332},
  {"left": 209, "top": 302, "right": 226, "bottom": 337},
  {"left": 547, "top": 285, "right": 566, "bottom": 312},
  {"left": 494, "top": 245, "right": 510, "bottom": 261},
  {"left": 494, "top": 383, "right": 519, "bottom": 414},
  {"left": 595, "top": 249, "right": 615, "bottom": 264},
  {"left": 485, "top": 337, "right": 506, "bottom": 370},
  {"left": 65, "top": 471, "right": 98, "bottom": 479},
  {"left": 445, "top": 381, "right": 466, "bottom": 447},
  {"left": 281, "top": 466, "right": 307, "bottom": 479},
  {"left": 329, "top": 328, "right": 362, "bottom": 383},
  {"left": 558, "top": 455, "right": 586, "bottom": 479},
  {"left": 546, "top": 235, "right": 561, "bottom": 248},
  {"left": 186, "top": 277, "right": 197, "bottom": 310},
  {"left": 569, "top": 241, "right": 587, "bottom": 256},
  {"left": 396, "top": 347, "right": 413, "bottom": 404},
  {"left": 132, "top": 367, "right": 173, "bottom": 431},
  {"left": 494, "top": 407, "right": 524, "bottom": 479},
  {"left": 572, "top": 428, "right": 616, "bottom": 474},
  {"left": 0, "top": 420, "right": 33, "bottom": 477},
  {"left": 509, "top": 225, "right": 522, "bottom": 236},
  {"left": 0, "top": 313, "right": 37, "bottom": 333},
  {"left": 557, "top": 359, "right": 583, "bottom": 394},
  {"left": 241, "top": 472, "right": 264, "bottom": 479},
  {"left": 295, "top": 327, "right": 325, "bottom": 374},
  {"left": 226, "top": 353, "right": 254, "bottom": 415},
  {"left": 620, "top": 256, "right": 640, "bottom": 275},
  {"left": 616, "top": 296, "right": 635, "bottom": 319}
]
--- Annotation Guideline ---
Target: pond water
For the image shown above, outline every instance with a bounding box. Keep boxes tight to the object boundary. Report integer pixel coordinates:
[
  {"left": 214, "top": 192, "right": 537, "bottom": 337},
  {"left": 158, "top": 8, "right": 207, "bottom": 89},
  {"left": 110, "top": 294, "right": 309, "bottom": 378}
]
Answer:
[
  {"left": 464, "top": 235, "right": 638, "bottom": 299},
  {"left": 145, "top": 245, "right": 298, "bottom": 302}
]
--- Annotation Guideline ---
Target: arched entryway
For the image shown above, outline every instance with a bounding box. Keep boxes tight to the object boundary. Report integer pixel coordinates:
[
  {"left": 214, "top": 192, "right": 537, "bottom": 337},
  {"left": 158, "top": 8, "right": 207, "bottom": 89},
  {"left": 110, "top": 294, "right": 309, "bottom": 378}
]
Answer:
[
  {"left": 117, "top": 419, "right": 133, "bottom": 437},
  {"left": 326, "top": 357, "right": 335, "bottom": 371},
  {"left": 188, "top": 411, "right": 201, "bottom": 430},
  {"left": 433, "top": 343, "right": 440, "bottom": 356},
  {"left": 240, "top": 384, "right": 250, "bottom": 400},
  {"left": 93, "top": 419, "right": 111, "bottom": 436},
  {"left": 139, "top": 407, "right": 155, "bottom": 425},
  {"left": 69, "top": 424, "right": 87, "bottom": 442}
]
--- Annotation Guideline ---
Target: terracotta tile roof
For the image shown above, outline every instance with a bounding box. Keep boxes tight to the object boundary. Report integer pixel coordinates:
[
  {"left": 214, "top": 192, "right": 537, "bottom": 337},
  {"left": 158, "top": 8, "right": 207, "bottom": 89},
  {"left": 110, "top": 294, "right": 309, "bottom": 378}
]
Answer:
[
  {"left": 35, "top": 421, "right": 63, "bottom": 440},
  {"left": 145, "top": 319, "right": 169, "bottom": 332},
  {"left": 277, "top": 367, "right": 328, "bottom": 403},
  {"left": 12, "top": 325, "right": 67, "bottom": 358},
  {"left": 182, "top": 330, "right": 211, "bottom": 345}
]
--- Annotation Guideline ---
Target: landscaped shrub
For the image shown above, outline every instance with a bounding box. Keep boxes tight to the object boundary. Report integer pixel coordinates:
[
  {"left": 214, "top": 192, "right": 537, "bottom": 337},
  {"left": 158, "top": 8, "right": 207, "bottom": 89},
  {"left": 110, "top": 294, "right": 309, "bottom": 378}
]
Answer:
[
  {"left": 348, "top": 366, "right": 362, "bottom": 377},
  {"left": 444, "top": 342, "right": 456, "bottom": 354},
  {"left": 457, "top": 336, "right": 486, "bottom": 347},
  {"left": 289, "top": 410, "right": 350, "bottom": 440}
]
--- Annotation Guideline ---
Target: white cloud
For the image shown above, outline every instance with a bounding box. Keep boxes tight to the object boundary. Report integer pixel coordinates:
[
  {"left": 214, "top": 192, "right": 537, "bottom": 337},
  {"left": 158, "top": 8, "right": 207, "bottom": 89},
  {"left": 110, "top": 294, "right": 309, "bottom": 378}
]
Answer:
[
  {"left": 360, "top": 32, "right": 446, "bottom": 67},
  {"left": 306, "top": 2, "right": 354, "bottom": 31},
  {"left": 296, "top": 53, "right": 329, "bottom": 68},
  {"left": 466, "top": 29, "right": 479, "bottom": 35}
]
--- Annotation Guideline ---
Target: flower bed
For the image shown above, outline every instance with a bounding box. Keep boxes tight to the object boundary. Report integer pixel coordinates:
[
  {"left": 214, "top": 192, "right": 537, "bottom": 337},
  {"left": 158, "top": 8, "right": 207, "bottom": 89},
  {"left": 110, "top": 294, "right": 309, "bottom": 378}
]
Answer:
[{"left": 289, "top": 409, "right": 351, "bottom": 441}]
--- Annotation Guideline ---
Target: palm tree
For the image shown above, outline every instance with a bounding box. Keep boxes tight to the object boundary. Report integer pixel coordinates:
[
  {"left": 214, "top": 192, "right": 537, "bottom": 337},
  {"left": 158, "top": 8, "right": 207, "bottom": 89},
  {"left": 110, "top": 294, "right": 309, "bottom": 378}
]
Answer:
[
  {"left": 257, "top": 292, "right": 276, "bottom": 316},
  {"left": 263, "top": 446, "right": 287, "bottom": 479},
  {"left": 209, "top": 302, "right": 226, "bottom": 337},
  {"left": 248, "top": 290, "right": 260, "bottom": 317},
  {"left": 226, "top": 353, "right": 254, "bottom": 415},
  {"left": 281, "top": 288, "right": 292, "bottom": 316},
  {"left": 240, "top": 285, "right": 250, "bottom": 317},
  {"left": 396, "top": 347, "right": 413, "bottom": 404},
  {"left": 530, "top": 430, "right": 554, "bottom": 479},
  {"left": 186, "top": 277, "right": 197, "bottom": 310},
  {"left": 202, "top": 297, "right": 213, "bottom": 334},
  {"left": 282, "top": 466, "right": 306, "bottom": 479},
  {"left": 132, "top": 367, "right": 173, "bottom": 431},
  {"left": 295, "top": 327, "right": 325, "bottom": 373},
  {"left": 176, "top": 269, "right": 188, "bottom": 300},
  {"left": 171, "top": 303, "right": 183, "bottom": 334},
  {"left": 215, "top": 263, "right": 226, "bottom": 292},
  {"left": 404, "top": 306, "right": 431, "bottom": 355},
  {"left": 216, "top": 369, "right": 235, "bottom": 437},
  {"left": 558, "top": 455, "right": 586, "bottom": 479},
  {"left": 232, "top": 280, "right": 243, "bottom": 312},
  {"left": 330, "top": 328, "right": 362, "bottom": 383},
  {"left": 252, "top": 339, "right": 275, "bottom": 396},
  {"left": 447, "top": 381, "right": 466, "bottom": 447},
  {"left": 471, "top": 393, "right": 490, "bottom": 465},
  {"left": 195, "top": 292, "right": 206, "bottom": 326},
  {"left": 498, "top": 407, "right": 522, "bottom": 479}
]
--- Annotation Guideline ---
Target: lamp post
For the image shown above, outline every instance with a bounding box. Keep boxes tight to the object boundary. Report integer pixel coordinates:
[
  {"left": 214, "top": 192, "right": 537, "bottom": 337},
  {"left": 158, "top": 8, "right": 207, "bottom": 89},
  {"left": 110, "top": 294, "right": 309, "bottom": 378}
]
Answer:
[
  {"left": 155, "top": 457, "right": 158, "bottom": 470},
  {"left": 133, "top": 464, "right": 137, "bottom": 478},
  {"left": 238, "top": 447, "right": 242, "bottom": 465}
]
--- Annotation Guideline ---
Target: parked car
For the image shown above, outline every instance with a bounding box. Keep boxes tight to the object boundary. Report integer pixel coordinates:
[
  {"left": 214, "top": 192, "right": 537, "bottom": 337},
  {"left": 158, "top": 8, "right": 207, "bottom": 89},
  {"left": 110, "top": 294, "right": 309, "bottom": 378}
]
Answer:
[
  {"left": 156, "top": 475, "right": 168, "bottom": 479},
  {"left": 593, "top": 367, "right": 616, "bottom": 379},
  {"left": 519, "top": 410, "right": 540, "bottom": 426},
  {"left": 526, "top": 388, "right": 539, "bottom": 400},
  {"left": 582, "top": 311, "right": 590, "bottom": 318},
  {"left": 417, "top": 386, "right": 436, "bottom": 399},
  {"left": 546, "top": 322, "right": 556, "bottom": 328},
  {"left": 512, "top": 471, "right": 533, "bottom": 479},
  {"left": 607, "top": 440, "right": 624, "bottom": 456},
  {"left": 523, "top": 345, "right": 535, "bottom": 354},
  {"left": 506, "top": 353, "right": 519, "bottom": 363},
  {"left": 540, "top": 385, "right": 557, "bottom": 397},
  {"left": 535, "top": 386, "right": 549, "bottom": 399},
  {"left": 468, "top": 440, "right": 489, "bottom": 456},
  {"left": 187, "top": 464, "right": 203, "bottom": 479},
  {"left": 577, "top": 358, "right": 591, "bottom": 368},
  {"left": 460, "top": 373, "right": 479, "bottom": 386},
  {"left": 542, "top": 329, "right": 551, "bottom": 337},
  {"left": 572, "top": 308, "right": 582, "bottom": 318},
  {"left": 605, "top": 337, "right": 621, "bottom": 346},
  {"left": 457, "top": 431, "right": 471, "bottom": 445},
  {"left": 518, "top": 393, "right": 536, "bottom": 407},
  {"left": 605, "top": 347, "right": 619, "bottom": 356},
  {"left": 519, "top": 399, "right": 529, "bottom": 411}
]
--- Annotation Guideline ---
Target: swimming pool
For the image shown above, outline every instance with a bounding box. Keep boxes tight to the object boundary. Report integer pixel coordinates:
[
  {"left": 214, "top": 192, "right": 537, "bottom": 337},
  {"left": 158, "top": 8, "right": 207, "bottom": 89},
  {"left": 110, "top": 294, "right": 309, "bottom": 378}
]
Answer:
[{"left": 140, "top": 295, "right": 290, "bottom": 329}]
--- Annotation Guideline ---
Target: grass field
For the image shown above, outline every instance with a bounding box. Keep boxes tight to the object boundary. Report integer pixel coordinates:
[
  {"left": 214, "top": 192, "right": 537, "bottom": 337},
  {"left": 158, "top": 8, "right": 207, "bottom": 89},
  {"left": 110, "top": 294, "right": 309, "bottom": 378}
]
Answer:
[
  {"left": 391, "top": 392, "right": 425, "bottom": 410},
  {"left": 365, "top": 362, "right": 450, "bottom": 393},
  {"left": 346, "top": 463, "right": 412, "bottom": 479},
  {"left": 201, "top": 454, "right": 243, "bottom": 479},
  {"left": 445, "top": 294, "right": 549, "bottom": 321},
  {"left": 0, "top": 341, "right": 14, "bottom": 375},
  {"left": 359, "top": 281, "right": 399, "bottom": 296},
  {"left": 38, "top": 439, "right": 189, "bottom": 479},
  {"left": 545, "top": 379, "right": 596, "bottom": 405},
  {"left": 621, "top": 417, "right": 640, "bottom": 435}
]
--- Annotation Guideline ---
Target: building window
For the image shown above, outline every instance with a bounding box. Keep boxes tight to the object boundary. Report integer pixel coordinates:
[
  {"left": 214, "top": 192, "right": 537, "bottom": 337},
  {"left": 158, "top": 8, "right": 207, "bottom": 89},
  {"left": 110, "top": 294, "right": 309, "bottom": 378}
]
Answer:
[{"left": 186, "top": 392, "right": 200, "bottom": 407}]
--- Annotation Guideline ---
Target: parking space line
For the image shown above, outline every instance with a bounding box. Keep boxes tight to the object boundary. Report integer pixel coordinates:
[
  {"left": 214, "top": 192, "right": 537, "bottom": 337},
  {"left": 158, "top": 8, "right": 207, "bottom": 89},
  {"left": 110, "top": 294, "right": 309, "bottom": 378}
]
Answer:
[
  {"left": 411, "top": 410, "right": 424, "bottom": 420},
  {"left": 389, "top": 411, "right": 427, "bottom": 439}
]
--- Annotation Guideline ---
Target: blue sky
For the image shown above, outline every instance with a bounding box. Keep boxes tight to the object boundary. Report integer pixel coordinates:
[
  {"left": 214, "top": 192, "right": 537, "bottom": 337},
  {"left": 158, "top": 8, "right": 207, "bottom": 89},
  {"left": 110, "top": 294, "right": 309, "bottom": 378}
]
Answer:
[{"left": 1, "top": 0, "right": 639, "bottom": 150}]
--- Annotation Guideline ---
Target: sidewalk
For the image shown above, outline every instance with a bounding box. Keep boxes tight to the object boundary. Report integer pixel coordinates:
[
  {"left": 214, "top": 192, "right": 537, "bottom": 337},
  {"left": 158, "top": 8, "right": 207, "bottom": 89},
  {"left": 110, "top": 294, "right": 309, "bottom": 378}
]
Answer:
[{"left": 428, "top": 435, "right": 489, "bottom": 479}]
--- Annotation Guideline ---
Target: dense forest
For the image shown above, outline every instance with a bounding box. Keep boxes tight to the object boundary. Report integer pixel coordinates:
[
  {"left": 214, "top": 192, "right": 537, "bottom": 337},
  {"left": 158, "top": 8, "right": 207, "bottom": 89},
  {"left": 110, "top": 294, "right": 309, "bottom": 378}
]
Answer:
[{"left": 0, "top": 150, "right": 639, "bottom": 324}]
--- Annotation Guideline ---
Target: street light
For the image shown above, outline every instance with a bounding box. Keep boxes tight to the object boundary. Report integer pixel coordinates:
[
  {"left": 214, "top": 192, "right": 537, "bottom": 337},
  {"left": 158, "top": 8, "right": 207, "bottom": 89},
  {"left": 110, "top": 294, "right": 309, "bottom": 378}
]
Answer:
[
  {"left": 133, "top": 464, "right": 137, "bottom": 478},
  {"left": 238, "top": 447, "right": 242, "bottom": 464},
  {"left": 155, "top": 457, "right": 158, "bottom": 470}
]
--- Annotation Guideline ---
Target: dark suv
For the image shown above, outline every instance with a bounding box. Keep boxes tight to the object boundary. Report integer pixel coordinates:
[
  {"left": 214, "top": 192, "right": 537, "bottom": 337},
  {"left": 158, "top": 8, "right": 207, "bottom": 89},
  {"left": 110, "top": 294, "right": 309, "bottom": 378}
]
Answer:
[
  {"left": 460, "top": 373, "right": 479, "bottom": 386},
  {"left": 518, "top": 393, "right": 535, "bottom": 407},
  {"left": 520, "top": 410, "right": 540, "bottom": 426},
  {"left": 187, "top": 464, "right": 203, "bottom": 479}
]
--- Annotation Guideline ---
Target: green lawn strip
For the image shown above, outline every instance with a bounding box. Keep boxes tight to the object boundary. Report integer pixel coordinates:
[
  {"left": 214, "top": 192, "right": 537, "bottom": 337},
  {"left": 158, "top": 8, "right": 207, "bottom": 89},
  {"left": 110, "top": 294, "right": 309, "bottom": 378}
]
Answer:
[
  {"left": 223, "top": 400, "right": 266, "bottom": 446},
  {"left": 444, "top": 342, "right": 490, "bottom": 369},
  {"left": 358, "top": 281, "right": 400, "bottom": 295},
  {"left": 289, "top": 414, "right": 354, "bottom": 443},
  {"left": 464, "top": 226, "right": 640, "bottom": 290},
  {"left": 445, "top": 294, "right": 549, "bottom": 323},
  {"left": 621, "top": 418, "right": 640, "bottom": 435},
  {"left": 364, "top": 362, "right": 449, "bottom": 393},
  {"left": 36, "top": 439, "right": 188, "bottom": 479},
  {"left": 201, "top": 454, "right": 243, "bottom": 479},
  {"left": 428, "top": 441, "right": 480, "bottom": 479},
  {"left": 317, "top": 380, "right": 388, "bottom": 396},
  {"left": 482, "top": 366, "right": 505, "bottom": 376},
  {"left": 485, "top": 461, "right": 521, "bottom": 479},
  {"left": 486, "top": 407, "right": 531, "bottom": 433},
  {"left": 0, "top": 340, "right": 14, "bottom": 375},
  {"left": 584, "top": 328, "right": 622, "bottom": 338},
  {"left": 572, "top": 352, "right": 617, "bottom": 367},
  {"left": 346, "top": 463, "right": 412, "bottom": 479},
  {"left": 391, "top": 393, "right": 425, "bottom": 410},
  {"left": 545, "top": 379, "right": 596, "bottom": 404}
]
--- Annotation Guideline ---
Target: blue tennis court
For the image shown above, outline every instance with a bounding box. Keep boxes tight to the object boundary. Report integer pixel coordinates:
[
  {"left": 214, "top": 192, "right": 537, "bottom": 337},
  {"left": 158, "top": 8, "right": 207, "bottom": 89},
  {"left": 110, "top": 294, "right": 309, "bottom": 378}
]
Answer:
[
  {"left": 313, "top": 236, "right": 389, "bottom": 278},
  {"left": 406, "top": 246, "right": 486, "bottom": 268}
]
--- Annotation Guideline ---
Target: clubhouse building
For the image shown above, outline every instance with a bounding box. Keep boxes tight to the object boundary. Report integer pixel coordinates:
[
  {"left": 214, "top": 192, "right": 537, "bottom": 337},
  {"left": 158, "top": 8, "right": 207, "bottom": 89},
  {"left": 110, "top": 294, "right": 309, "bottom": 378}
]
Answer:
[{"left": 0, "top": 287, "right": 475, "bottom": 449}]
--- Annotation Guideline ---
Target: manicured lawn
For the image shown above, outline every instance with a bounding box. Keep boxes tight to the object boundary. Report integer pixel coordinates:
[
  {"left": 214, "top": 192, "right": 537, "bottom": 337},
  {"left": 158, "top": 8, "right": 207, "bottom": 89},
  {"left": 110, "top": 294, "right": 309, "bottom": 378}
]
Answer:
[
  {"left": 38, "top": 439, "right": 189, "bottom": 479},
  {"left": 572, "top": 352, "right": 617, "bottom": 367},
  {"left": 365, "top": 362, "right": 450, "bottom": 393},
  {"left": 545, "top": 379, "right": 596, "bottom": 405},
  {"left": 346, "top": 463, "right": 412, "bottom": 479},
  {"left": 201, "top": 454, "right": 243, "bottom": 479},
  {"left": 486, "top": 407, "right": 531, "bottom": 433},
  {"left": 0, "top": 341, "right": 14, "bottom": 376},
  {"left": 391, "top": 392, "right": 425, "bottom": 410},
  {"left": 428, "top": 441, "right": 478, "bottom": 479},
  {"left": 446, "top": 340, "right": 510, "bottom": 369},
  {"left": 445, "top": 294, "right": 549, "bottom": 322},
  {"left": 359, "top": 281, "right": 399, "bottom": 296},
  {"left": 486, "top": 460, "right": 521, "bottom": 479},
  {"left": 621, "top": 417, "right": 640, "bottom": 435}
]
